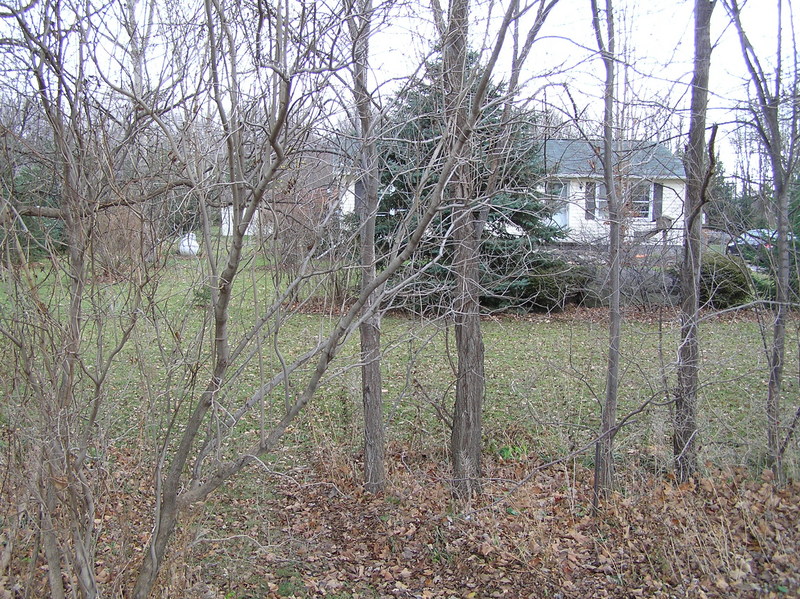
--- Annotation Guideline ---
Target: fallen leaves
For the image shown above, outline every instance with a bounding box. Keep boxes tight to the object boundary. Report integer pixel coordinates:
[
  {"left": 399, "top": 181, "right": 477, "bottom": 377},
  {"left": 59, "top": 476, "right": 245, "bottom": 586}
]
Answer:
[
  {"left": 160, "top": 453, "right": 796, "bottom": 598},
  {"left": 2, "top": 445, "right": 799, "bottom": 598}
]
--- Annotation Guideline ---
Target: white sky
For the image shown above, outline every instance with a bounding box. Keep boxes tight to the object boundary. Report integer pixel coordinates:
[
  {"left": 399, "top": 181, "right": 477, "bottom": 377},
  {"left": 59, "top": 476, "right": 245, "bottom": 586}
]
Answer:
[{"left": 5, "top": 0, "right": 784, "bottom": 185}]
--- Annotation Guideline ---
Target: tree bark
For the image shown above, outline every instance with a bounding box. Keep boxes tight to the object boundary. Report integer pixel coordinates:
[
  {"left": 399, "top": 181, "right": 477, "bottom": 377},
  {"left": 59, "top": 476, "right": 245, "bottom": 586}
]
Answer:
[
  {"left": 451, "top": 202, "right": 485, "bottom": 498},
  {"left": 675, "top": 0, "right": 714, "bottom": 483},
  {"left": 767, "top": 170, "right": 789, "bottom": 479},
  {"left": 349, "top": 0, "right": 385, "bottom": 494},
  {"left": 440, "top": 0, "right": 484, "bottom": 499},
  {"left": 591, "top": 0, "right": 619, "bottom": 507},
  {"left": 356, "top": 168, "right": 385, "bottom": 495}
]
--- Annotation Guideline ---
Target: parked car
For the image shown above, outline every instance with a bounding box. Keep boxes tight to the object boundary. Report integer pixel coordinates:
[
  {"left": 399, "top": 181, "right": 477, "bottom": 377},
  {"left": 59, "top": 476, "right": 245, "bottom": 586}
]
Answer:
[{"left": 726, "top": 229, "right": 791, "bottom": 256}]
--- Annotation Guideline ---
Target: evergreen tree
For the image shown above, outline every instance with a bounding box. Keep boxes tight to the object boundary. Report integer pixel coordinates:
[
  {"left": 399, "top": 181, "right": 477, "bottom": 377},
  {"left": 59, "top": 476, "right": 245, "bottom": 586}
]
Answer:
[{"left": 378, "top": 57, "right": 564, "bottom": 312}]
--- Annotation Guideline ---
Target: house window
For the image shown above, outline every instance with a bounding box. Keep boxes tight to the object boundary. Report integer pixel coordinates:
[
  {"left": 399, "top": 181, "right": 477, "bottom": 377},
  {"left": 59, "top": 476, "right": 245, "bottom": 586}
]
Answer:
[
  {"left": 626, "top": 181, "right": 651, "bottom": 219},
  {"left": 546, "top": 180, "right": 566, "bottom": 199},
  {"left": 586, "top": 180, "right": 661, "bottom": 221},
  {"left": 597, "top": 183, "right": 608, "bottom": 219},
  {"left": 584, "top": 181, "right": 608, "bottom": 220},
  {"left": 546, "top": 180, "right": 569, "bottom": 228}
]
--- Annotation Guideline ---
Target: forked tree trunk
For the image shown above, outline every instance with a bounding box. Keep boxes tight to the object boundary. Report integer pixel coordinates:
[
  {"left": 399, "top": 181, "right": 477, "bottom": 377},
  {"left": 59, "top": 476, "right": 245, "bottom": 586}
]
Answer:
[{"left": 441, "top": 0, "right": 484, "bottom": 498}]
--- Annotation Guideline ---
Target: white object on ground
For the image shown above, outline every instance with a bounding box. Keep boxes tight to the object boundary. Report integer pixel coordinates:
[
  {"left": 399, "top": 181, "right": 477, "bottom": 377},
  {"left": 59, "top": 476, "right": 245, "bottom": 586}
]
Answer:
[{"left": 178, "top": 233, "right": 200, "bottom": 256}]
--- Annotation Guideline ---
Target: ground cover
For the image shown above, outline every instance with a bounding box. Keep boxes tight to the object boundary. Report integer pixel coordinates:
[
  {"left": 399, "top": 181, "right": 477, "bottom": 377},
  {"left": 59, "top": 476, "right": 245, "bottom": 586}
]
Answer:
[
  {"left": 15, "top": 441, "right": 798, "bottom": 598},
  {"left": 1, "top": 257, "right": 799, "bottom": 597}
]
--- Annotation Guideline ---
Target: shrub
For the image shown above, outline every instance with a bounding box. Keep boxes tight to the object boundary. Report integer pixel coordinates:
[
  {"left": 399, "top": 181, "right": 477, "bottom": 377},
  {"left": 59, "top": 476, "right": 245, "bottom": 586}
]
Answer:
[
  {"left": 482, "top": 257, "right": 590, "bottom": 312},
  {"left": 750, "top": 271, "right": 776, "bottom": 301},
  {"left": 699, "top": 253, "right": 751, "bottom": 309},
  {"left": 386, "top": 254, "right": 589, "bottom": 315}
]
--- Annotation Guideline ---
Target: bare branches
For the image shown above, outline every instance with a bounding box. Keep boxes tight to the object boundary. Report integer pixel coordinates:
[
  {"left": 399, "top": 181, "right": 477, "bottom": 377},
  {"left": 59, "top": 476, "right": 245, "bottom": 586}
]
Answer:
[{"left": 722, "top": 0, "right": 800, "bottom": 481}]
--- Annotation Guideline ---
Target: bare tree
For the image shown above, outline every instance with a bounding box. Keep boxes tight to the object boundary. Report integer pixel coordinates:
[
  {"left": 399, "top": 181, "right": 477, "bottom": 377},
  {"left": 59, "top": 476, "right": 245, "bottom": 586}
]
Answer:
[
  {"left": 0, "top": 0, "right": 192, "bottom": 595},
  {"left": 430, "top": 0, "right": 560, "bottom": 498},
  {"left": 723, "top": 0, "right": 800, "bottom": 480},
  {"left": 436, "top": 0, "right": 487, "bottom": 500},
  {"left": 347, "top": 0, "right": 385, "bottom": 493},
  {"left": 590, "top": 0, "right": 621, "bottom": 506},
  {"left": 675, "top": 0, "right": 716, "bottom": 483},
  {"left": 125, "top": 0, "right": 523, "bottom": 592}
]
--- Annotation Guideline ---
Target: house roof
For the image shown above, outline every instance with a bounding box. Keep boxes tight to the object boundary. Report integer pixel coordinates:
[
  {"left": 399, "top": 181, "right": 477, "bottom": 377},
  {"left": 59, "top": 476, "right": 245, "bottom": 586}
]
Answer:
[{"left": 542, "top": 139, "right": 685, "bottom": 180}]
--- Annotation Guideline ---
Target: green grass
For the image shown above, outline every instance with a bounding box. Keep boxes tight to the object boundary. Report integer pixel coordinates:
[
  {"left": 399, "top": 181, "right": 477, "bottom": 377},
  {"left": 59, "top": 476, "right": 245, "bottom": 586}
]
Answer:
[{"left": 0, "top": 242, "right": 797, "bottom": 480}]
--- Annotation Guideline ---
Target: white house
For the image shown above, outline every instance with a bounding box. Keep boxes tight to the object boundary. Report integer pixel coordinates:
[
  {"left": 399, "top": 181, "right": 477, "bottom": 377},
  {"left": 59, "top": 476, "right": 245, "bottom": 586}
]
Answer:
[{"left": 542, "top": 139, "right": 686, "bottom": 245}]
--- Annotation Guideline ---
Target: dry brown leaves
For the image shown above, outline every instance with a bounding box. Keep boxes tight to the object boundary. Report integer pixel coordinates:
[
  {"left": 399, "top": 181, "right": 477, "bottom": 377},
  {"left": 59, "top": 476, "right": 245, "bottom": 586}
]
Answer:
[
  {"left": 174, "top": 451, "right": 800, "bottom": 598},
  {"left": 2, "top": 447, "right": 799, "bottom": 598}
]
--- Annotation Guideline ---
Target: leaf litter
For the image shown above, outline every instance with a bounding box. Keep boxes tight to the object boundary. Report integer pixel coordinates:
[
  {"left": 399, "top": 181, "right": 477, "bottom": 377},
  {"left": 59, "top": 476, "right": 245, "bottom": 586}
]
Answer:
[
  {"left": 169, "top": 448, "right": 799, "bottom": 598},
  {"left": 2, "top": 444, "right": 799, "bottom": 598}
]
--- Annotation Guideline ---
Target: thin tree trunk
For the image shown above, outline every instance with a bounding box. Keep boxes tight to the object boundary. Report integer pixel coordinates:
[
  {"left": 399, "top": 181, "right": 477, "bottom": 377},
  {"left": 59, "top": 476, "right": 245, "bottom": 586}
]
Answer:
[
  {"left": 591, "top": 0, "right": 619, "bottom": 507},
  {"left": 356, "top": 174, "right": 385, "bottom": 493},
  {"left": 41, "top": 476, "right": 66, "bottom": 599},
  {"left": 447, "top": 0, "right": 558, "bottom": 497},
  {"left": 764, "top": 1, "right": 791, "bottom": 481},
  {"left": 768, "top": 181, "right": 788, "bottom": 478},
  {"left": 133, "top": 1, "right": 250, "bottom": 591},
  {"left": 360, "top": 312, "right": 384, "bottom": 492},
  {"left": 675, "top": 0, "right": 714, "bottom": 483},
  {"left": 350, "top": 0, "right": 385, "bottom": 494},
  {"left": 724, "top": 0, "right": 798, "bottom": 482}
]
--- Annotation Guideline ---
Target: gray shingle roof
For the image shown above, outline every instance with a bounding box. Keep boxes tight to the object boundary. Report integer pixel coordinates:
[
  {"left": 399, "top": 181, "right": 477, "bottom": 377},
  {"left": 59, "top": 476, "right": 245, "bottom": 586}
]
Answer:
[{"left": 542, "top": 139, "right": 685, "bottom": 180}]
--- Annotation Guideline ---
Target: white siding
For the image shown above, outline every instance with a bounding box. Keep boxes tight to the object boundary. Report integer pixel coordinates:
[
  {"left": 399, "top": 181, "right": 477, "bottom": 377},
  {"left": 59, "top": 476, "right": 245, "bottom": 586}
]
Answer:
[
  {"left": 558, "top": 178, "right": 685, "bottom": 245},
  {"left": 220, "top": 206, "right": 263, "bottom": 236}
]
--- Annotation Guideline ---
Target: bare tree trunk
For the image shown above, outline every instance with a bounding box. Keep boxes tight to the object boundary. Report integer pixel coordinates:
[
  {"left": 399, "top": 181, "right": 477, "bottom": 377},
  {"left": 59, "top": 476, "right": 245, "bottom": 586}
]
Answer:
[
  {"left": 18, "top": 8, "right": 104, "bottom": 593},
  {"left": 440, "top": 0, "right": 484, "bottom": 499},
  {"left": 768, "top": 182, "right": 789, "bottom": 478},
  {"left": 133, "top": 0, "right": 255, "bottom": 592},
  {"left": 357, "top": 171, "right": 385, "bottom": 492},
  {"left": 451, "top": 196, "right": 485, "bottom": 498},
  {"left": 591, "top": 0, "right": 619, "bottom": 507},
  {"left": 356, "top": 166, "right": 385, "bottom": 494},
  {"left": 359, "top": 273, "right": 384, "bottom": 493},
  {"left": 675, "top": 0, "right": 715, "bottom": 483},
  {"left": 724, "top": 0, "right": 799, "bottom": 482},
  {"left": 41, "top": 476, "right": 66, "bottom": 599},
  {"left": 349, "top": 0, "right": 385, "bottom": 494}
]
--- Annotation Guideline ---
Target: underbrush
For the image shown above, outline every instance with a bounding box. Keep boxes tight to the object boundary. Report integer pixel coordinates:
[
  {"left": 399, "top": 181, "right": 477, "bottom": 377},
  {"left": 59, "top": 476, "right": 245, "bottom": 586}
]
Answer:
[
  {"left": 5, "top": 441, "right": 797, "bottom": 598},
  {"left": 172, "top": 449, "right": 800, "bottom": 599}
]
